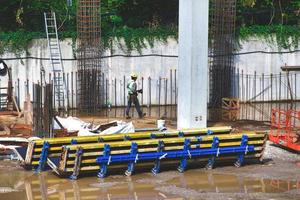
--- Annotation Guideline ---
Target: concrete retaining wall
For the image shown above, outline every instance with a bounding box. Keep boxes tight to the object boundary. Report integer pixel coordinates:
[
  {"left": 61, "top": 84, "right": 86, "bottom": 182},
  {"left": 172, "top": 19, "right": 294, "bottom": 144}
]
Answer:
[{"left": 0, "top": 37, "right": 300, "bottom": 109}]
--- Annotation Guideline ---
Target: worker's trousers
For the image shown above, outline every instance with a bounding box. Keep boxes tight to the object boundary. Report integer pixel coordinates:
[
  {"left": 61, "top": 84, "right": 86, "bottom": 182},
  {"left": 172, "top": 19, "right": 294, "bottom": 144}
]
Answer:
[{"left": 125, "top": 94, "right": 143, "bottom": 117}]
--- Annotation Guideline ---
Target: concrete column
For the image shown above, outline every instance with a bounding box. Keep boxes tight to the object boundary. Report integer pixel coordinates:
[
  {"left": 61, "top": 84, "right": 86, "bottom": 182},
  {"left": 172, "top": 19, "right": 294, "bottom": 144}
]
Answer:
[{"left": 177, "top": 0, "right": 209, "bottom": 129}]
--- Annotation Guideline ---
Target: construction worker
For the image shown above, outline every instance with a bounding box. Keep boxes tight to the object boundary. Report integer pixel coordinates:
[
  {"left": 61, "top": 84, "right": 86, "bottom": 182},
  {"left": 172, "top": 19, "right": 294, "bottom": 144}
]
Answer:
[{"left": 126, "top": 73, "right": 145, "bottom": 119}]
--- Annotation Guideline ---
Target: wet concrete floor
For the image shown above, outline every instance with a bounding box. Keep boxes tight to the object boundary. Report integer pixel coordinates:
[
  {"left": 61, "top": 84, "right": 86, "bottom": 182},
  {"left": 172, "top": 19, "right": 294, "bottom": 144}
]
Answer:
[{"left": 0, "top": 158, "right": 299, "bottom": 200}]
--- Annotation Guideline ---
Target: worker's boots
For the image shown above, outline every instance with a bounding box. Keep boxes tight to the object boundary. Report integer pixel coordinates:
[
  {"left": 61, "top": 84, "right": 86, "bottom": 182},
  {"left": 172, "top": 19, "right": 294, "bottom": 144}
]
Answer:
[
  {"left": 139, "top": 113, "right": 146, "bottom": 119},
  {"left": 125, "top": 113, "right": 145, "bottom": 119}
]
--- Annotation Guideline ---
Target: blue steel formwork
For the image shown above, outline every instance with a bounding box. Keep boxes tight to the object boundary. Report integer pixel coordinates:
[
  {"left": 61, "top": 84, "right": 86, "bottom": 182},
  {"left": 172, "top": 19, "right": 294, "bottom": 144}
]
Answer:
[
  {"left": 94, "top": 135, "right": 254, "bottom": 178},
  {"left": 32, "top": 129, "right": 223, "bottom": 172}
]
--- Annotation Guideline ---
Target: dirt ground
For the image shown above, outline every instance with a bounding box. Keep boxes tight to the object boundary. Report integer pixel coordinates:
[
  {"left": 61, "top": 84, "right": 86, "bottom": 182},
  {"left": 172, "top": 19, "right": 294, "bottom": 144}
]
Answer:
[
  {"left": 0, "top": 110, "right": 270, "bottom": 136},
  {"left": 77, "top": 115, "right": 271, "bottom": 132}
]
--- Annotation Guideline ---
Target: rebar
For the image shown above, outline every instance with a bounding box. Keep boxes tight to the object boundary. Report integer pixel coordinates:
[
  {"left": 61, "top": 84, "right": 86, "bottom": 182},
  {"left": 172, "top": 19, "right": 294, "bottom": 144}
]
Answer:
[
  {"left": 77, "top": 0, "right": 103, "bottom": 113},
  {"left": 209, "top": 0, "right": 236, "bottom": 107}
]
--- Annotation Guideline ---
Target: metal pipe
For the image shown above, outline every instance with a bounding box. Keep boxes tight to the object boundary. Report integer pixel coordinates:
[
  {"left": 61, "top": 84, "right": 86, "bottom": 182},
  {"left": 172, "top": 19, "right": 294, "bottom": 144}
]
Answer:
[
  {"left": 158, "top": 77, "right": 161, "bottom": 118},
  {"left": 175, "top": 69, "right": 177, "bottom": 104},
  {"left": 71, "top": 72, "right": 74, "bottom": 112},
  {"left": 67, "top": 73, "right": 70, "bottom": 111},
  {"left": 279, "top": 72, "right": 282, "bottom": 102},
  {"left": 148, "top": 77, "right": 151, "bottom": 116},
  {"left": 141, "top": 77, "right": 144, "bottom": 106},
  {"left": 241, "top": 70, "right": 244, "bottom": 102},
  {"left": 165, "top": 78, "right": 168, "bottom": 116},
  {"left": 295, "top": 73, "right": 297, "bottom": 100},
  {"left": 123, "top": 75, "right": 126, "bottom": 117}
]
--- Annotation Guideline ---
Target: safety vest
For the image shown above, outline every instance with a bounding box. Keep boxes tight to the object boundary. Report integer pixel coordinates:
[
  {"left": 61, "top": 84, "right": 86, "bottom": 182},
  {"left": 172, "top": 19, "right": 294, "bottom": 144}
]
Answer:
[{"left": 127, "top": 80, "right": 137, "bottom": 95}]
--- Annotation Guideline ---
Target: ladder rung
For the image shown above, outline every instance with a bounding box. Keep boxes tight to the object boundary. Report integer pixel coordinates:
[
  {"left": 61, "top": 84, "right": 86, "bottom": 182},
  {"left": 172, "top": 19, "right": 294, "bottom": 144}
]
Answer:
[
  {"left": 51, "top": 55, "right": 60, "bottom": 58},
  {"left": 51, "top": 57, "right": 60, "bottom": 60},
  {"left": 53, "top": 66, "right": 62, "bottom": 69},
  {"left": 45, "top": 12, "right": 66, "bottom": 95}
]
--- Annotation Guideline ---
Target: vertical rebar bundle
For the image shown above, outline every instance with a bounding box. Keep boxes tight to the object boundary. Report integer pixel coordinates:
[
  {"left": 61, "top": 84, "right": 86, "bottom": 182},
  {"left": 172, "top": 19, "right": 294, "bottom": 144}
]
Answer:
[
  {"left": 77, "top": 0, "right": 103, "bottom": 113},
  {"left": 209, "top": 0, "right": 236, "bottom": 107}
]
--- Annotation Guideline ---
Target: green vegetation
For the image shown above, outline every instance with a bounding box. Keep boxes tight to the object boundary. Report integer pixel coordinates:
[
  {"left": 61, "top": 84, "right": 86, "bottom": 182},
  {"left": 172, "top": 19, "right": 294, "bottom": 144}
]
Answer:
[
  {"left": 0, "top": 0, "right": 299, "bottom": 54},
  {"left": 239, "top": 25, "right": 300, "bottom": 49}
]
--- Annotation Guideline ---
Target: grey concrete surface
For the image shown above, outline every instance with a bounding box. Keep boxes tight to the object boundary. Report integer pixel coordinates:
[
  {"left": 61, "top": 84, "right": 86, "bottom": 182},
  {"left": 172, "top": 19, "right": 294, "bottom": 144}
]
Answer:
[{"left": 177, "top": 0, "right": 209, "bottom": 129}]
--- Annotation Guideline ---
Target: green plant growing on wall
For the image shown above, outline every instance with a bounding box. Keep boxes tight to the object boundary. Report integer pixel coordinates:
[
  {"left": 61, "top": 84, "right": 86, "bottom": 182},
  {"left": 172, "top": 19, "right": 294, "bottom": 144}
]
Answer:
[
  {"left": 239, "top": 25, "right": 300, "bottom": 49},
  {"left": 0, "top": 0, "right": 300, "bottom": 55}
]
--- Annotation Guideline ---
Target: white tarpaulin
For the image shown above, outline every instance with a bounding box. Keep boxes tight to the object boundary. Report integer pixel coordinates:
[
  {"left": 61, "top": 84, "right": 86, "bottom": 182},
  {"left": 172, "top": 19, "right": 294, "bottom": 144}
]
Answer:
[
  {"left": 99, "top": 121, "right": 135, "bottom": 135},
  {"left": 53, "top": 117, "right": 90, "bottom": 132},
  {"left": 53, "top": 117, "right": 135, "bottom": 136},
  {"left": 78, "top": 121, "right": 135, "bottom": 136}
]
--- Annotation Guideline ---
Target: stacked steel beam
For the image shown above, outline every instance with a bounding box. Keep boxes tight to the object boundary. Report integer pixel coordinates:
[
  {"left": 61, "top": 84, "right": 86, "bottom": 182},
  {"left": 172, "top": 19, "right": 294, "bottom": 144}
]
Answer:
[
  {"left": 77, "top": 0, "right": 104, "bottom": 113},
  {"left": 209, "top": 0, "right": 236, "bottom": 107}
]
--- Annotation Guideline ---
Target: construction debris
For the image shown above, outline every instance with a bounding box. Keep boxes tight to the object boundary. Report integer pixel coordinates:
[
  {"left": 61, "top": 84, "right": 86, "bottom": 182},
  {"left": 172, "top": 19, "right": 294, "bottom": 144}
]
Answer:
[
  {"left": 53, "top": 116, "right": 122, "bottom": 136},
  {"left": 0, "top": 113, "right": 31, "bottom": 137},
  {"left": 0, "top": 123, "right": 10, "bottom": 136}
]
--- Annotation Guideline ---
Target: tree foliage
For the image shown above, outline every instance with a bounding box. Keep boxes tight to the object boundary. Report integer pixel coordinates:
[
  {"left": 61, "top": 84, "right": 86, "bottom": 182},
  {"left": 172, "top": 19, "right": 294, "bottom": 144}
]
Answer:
[{"left": 0, "top": 0, "right": 299, "bottom": 54}]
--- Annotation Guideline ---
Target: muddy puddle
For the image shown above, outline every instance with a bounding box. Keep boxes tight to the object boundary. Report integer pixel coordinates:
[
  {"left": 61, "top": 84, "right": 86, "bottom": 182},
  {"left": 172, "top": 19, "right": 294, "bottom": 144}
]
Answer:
[{"left": 0, "top": 161, "right": 299, "bottom": 200}]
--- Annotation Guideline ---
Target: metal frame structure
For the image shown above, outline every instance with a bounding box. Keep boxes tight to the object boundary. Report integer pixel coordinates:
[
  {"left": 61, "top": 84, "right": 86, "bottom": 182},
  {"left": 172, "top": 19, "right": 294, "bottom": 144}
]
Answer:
[
  {"left": 22, "top": 126, "right": 232, "bottom": 170},
  {"left": 269, "top": 65, "right": 300, "bottom": 152},
  {"left": 77, "top": 0, "right": 104, "bottom": 113},
  {"left": 209, "top": 0, "right": 236, "bottom": 107},
  {"left": 269, "top": 108, "right": 300, "bottom": 151},
  {"left": 51, "top": 131, "right": 265, "bottom": 179},
  {"left": 96, "top": 136, "right": 253, "bottom": 178}
]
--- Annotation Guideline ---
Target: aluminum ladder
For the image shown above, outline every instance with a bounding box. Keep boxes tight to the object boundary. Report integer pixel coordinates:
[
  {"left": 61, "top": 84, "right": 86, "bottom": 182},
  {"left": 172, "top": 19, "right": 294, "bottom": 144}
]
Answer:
[
  {"left": 44, "top": 12, "right": 68, "bottom": 111},
  {"left": 0, "top": 88, "right": 8, "bottom": 110}
]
